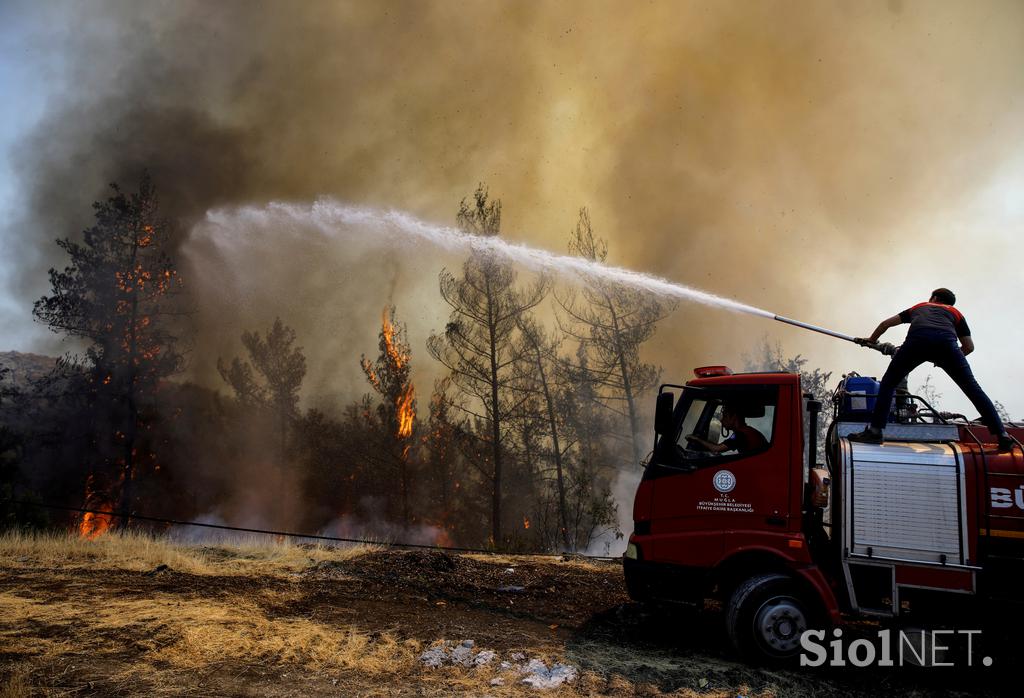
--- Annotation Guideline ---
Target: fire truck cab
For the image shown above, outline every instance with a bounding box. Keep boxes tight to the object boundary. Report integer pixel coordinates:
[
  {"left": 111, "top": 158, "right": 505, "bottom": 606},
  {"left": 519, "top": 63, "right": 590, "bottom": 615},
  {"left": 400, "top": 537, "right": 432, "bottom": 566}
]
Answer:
[{"left": 623, "top": 366, "right": 1024, "bottom": 662}]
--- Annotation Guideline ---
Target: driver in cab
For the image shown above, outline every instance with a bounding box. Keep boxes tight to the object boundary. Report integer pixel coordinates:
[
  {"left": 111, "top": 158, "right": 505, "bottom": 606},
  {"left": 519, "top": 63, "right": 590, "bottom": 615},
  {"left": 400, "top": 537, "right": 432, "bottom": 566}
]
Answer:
[{"left": 685, "top": 403, "right": 768, "bottom": 455}]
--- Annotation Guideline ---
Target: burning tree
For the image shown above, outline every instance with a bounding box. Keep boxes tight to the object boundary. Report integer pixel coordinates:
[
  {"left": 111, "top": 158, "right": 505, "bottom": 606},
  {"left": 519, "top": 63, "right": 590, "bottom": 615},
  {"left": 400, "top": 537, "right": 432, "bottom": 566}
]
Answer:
[
  {"left": 558, "top": 208, "right": 675, "bottom": 467},
  {"left": 32, "top": 175, "right": 184, "bottom": 535},
  {"left": 428, "top": 185, "right": 546, "bottom": 545},
  {"left": 360, "top": 306, "right": 418, "bottom": 527}
]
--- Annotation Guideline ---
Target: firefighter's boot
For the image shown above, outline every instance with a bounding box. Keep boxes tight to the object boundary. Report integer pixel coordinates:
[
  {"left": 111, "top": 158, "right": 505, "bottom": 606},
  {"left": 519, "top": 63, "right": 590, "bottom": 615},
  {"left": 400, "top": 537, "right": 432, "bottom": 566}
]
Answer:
[
  {"left": 998, "top": 433, "right": 1016, "bottom": 453},
  {"left": 848, "top": 427, "right": 883, "bottom": 445}
]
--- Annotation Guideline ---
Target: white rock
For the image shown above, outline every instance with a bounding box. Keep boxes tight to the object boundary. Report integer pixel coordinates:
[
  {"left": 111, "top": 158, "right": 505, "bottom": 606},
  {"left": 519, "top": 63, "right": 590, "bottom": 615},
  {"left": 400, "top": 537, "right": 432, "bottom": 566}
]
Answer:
[
  {"left": 474, "top": 650, "right": 497, "bottom": 666},
  {"left": 520, "top": 660, "right": 578, "bottom": 689},
  {"left": 419, "top": 646, "right": 448, "bottom": 668},
  {"left": 450, "top": 644, "right": 475, "bottom": 667}
]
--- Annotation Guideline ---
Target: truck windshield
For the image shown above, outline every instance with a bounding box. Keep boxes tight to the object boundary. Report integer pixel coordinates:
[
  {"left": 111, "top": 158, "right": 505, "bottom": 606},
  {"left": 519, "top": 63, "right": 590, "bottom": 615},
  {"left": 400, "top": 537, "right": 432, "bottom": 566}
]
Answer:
[
  {"left": 671, "top": 387, "right": 776, "bottom": 460},
  {"left": 678, "top": 398, "right": 709, "bottom": 442}
]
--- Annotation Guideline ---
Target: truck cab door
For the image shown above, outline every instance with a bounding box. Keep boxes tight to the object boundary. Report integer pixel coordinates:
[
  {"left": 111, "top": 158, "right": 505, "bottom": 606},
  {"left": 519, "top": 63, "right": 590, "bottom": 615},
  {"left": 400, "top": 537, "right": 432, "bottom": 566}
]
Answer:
[{"left": 644, "top": 384, "right": 792, "bottom": 566}]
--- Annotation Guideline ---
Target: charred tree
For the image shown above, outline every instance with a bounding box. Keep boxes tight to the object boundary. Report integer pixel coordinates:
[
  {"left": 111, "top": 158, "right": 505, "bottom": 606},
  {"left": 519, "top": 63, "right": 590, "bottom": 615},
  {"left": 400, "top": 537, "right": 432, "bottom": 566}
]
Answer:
[
  {"left": 427, "top": 185, "right": 546, "bottom": 546},
  {"left": 32, "top": 175, "right": 184, "bottom": 527},
  {"left": 558, "top": 208, "right": 674, "bottom": 467}
]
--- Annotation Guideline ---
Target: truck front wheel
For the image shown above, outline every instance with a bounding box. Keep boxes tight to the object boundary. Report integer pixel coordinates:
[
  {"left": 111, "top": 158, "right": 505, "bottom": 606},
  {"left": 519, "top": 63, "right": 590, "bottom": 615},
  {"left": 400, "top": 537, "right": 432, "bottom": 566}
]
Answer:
[{"left": 726, "top": 573, "right": 812, "bottom": 663}]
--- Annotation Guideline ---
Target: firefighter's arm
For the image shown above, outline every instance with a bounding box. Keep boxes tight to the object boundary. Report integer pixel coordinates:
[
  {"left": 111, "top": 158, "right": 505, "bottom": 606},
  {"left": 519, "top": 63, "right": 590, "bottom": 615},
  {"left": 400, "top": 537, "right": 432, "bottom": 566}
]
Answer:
[
  {"left": 866, "top": 315, "right": 903, "bottom": 343},
  {"left": 960, "top": 335, "right": 975, "bottom": 356},
  {"left": 685, "top": 434, "right": 729, "bottom": 454}
]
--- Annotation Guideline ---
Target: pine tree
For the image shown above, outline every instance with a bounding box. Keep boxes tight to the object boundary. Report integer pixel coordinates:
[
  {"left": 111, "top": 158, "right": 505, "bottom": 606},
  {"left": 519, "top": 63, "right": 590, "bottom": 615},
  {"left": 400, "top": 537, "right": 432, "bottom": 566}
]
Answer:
[
  {"left": 427, "top": 185, "right": 546, "bottom": 544},
  {"left": 33, "top": 174, "right": 184, "bottom": 523},
  {"left": 558, "top": 208, "right": 674, "bottom": 467},
  {"left": 218, "top": 317, "right": 307, "bottom": 464}
]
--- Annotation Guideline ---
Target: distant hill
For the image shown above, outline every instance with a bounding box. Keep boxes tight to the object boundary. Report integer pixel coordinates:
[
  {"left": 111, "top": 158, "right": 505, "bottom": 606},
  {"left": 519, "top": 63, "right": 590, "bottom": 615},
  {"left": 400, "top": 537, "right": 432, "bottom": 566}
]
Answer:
[{"left": 0, "top": 351, "right": 61, "bottom": 389}]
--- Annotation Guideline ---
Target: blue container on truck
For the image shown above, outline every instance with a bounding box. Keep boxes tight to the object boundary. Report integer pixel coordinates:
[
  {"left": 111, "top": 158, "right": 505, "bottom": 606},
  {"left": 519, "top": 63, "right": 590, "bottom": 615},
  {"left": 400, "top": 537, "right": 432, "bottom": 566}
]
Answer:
[{"left": 840, "top": 375, "right": 883, "bottom": 420}]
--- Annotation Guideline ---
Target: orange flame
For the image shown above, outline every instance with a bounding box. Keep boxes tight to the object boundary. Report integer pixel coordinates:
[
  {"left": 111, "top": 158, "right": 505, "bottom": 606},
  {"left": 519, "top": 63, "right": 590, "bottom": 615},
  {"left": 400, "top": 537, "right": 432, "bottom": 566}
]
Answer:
[
  {"left": 380, "top": 309, "right": 415, "bottom": 439},
  {"left": 79, "top": 474, "right": 115, "bottom": 540},
  {"left": 396, "top": 384, "right": 415, "bottom": 438},
  {"left": 381, "top": 310, "right": 407, "bottom": 370},
  {"left": 433, "top": 527, "right": 455, "bottom": 547},
  {"left": 523, "top": 516, "right": 531, "bottom": 530}
]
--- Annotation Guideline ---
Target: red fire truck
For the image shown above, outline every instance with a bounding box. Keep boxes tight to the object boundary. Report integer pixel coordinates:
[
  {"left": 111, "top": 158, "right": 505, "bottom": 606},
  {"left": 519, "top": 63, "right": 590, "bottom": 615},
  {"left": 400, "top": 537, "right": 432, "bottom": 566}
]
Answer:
[{"left": 623, "top": 366, "right": 1024, "bottom": 662}]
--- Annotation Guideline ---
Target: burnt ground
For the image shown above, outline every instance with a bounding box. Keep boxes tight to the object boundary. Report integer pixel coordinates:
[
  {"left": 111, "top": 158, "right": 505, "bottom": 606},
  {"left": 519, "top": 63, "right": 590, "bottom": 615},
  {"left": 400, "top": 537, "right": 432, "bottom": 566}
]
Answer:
[{"left": 1, "top": 548, "right": 1021, "bottom": 696}]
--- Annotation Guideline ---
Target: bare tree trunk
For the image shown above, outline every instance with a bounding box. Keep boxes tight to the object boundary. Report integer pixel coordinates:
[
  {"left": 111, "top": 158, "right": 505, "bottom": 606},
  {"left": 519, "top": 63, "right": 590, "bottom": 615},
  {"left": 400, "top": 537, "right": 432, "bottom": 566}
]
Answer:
[
  {"left": 489, "top": 335, "right": 501, "bottom": 536},
  {"left": 401, "top": 445, "right": 411, "bottom": 528},
  {"left": 524, "top": 329, "right": 570, "bottom": 549},
  {"left": 608, "top": 303, "right": 643, "bottom": 466},
  {"left": 486, "top": 276, "right": 503, "bottom": 545},
  {"left": 119, "top": 233, "right": 141, "bottom": 523},
  {"left": 279, "top": 406, "right": 288, "bottom": 522},
  {"left": 120, "top": 392, "right": 137, "bottom": 521}
]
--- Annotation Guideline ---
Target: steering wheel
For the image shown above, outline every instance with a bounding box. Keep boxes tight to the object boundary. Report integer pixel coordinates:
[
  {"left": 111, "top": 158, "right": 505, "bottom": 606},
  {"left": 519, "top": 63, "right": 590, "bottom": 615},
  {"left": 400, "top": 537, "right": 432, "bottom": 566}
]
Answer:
[{"left": 685, "top": 434, "right": 711, "bottom": 452}]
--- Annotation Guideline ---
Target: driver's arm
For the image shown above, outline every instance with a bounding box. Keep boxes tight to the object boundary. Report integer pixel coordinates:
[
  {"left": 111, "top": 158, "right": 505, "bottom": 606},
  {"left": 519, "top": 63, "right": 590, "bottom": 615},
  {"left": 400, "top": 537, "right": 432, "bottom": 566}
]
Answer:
[{"left": 686, "top": 434, "right": 730, "bottom": 454}]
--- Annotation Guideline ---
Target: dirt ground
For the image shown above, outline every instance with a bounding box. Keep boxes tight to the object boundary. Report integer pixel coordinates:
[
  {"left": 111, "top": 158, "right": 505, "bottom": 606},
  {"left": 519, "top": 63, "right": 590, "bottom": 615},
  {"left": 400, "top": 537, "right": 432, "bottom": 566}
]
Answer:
[{"left": 0, "top": 534, "right": 1019, "bottom": 696}]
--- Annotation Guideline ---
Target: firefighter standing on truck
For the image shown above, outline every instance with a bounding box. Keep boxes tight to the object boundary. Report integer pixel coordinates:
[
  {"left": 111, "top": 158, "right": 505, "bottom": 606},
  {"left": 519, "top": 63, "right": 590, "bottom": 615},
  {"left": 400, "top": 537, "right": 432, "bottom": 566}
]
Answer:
[{"left": 849, "top": 287, "right": 1013, "bottom": 452}]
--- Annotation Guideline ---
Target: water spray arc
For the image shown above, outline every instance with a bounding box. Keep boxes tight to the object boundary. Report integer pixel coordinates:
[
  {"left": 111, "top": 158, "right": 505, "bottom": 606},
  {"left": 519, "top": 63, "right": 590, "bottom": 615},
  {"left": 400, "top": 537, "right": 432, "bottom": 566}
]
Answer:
[{"left": 202, "top": 199, "right": 888, "bottom": 353}]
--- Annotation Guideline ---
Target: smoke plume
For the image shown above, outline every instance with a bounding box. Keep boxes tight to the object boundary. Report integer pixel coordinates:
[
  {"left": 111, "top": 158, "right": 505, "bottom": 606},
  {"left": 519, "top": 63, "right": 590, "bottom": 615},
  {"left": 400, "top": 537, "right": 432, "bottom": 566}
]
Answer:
[
  {"left": 4, "top": 1, "right": 1024, "bottom": 545},
  {"left": 6, "top": 1, "right": 1023, "bottom": 383}
]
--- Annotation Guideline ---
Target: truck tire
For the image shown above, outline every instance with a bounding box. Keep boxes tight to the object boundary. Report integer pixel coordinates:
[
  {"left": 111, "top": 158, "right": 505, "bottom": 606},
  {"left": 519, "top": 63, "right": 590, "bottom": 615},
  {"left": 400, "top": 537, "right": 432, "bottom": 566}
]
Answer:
[
  {"left": 623, "top": 566, "right": 649, "bottom": 603},
  {"left": 725, "top": 573, "right": 812, "bottom": 663}
]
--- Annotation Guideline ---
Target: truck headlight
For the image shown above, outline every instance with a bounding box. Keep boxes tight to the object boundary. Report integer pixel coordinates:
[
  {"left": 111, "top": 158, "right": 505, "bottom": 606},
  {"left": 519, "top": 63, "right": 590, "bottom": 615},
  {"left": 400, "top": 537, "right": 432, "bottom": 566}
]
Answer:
[{"left": 625, "top": 543, "right": 639, "bottom": 560}]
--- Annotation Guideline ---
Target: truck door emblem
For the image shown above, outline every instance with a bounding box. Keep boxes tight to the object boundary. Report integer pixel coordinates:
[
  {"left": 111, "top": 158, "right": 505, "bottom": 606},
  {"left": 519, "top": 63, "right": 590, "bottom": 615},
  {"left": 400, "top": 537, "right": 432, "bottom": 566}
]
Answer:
[{"left": 713, "top": 469, "right": 736, "bottom": 493}]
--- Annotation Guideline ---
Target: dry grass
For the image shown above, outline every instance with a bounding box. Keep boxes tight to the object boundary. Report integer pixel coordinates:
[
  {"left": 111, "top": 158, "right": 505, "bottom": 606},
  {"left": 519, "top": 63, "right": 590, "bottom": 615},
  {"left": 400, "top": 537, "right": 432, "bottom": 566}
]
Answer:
[
  {"left": 3, "top": 531, "right": 595, "bottom": 695},
  {"left": 1, "top": 531, "right": 739, "bottom": 696},
  {"left": 461, "top": 553, "right": 615, "bottom": 573},
  {"left": 0, "top": 584, "right": 611, "bottom": 697},
  {"left": 0, "top": 669, "right": 29, "bottom": 698},
  {"left": 0, "top": 528, "right": 378, "bottom": 577},
  {"left": 0, "top": 586, "right": 420, "bottom": 696}
]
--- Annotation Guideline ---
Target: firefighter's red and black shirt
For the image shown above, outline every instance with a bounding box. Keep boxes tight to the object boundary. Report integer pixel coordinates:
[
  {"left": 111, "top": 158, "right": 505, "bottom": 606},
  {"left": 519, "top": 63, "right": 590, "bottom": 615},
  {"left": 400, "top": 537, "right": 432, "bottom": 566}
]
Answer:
[{"left": 898, "top": 302, "right": 971, "bottom": 338}]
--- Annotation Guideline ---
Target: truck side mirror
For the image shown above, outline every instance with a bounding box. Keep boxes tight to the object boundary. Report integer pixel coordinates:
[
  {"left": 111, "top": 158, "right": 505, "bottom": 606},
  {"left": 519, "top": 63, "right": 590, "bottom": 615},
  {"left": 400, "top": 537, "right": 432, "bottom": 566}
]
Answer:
[{"left": 655, "top": 392, "right": 675, "bottom": 436}]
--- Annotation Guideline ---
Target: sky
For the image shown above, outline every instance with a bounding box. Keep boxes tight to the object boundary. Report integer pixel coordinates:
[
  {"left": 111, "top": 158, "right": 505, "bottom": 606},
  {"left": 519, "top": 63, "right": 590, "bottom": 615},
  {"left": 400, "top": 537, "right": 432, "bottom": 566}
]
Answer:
[
  {"left": 0, "top": 4, "right": 61, "bottom": 338},
  {"left": 1, "top": 0, "right": 1023, "bottom": 420}
]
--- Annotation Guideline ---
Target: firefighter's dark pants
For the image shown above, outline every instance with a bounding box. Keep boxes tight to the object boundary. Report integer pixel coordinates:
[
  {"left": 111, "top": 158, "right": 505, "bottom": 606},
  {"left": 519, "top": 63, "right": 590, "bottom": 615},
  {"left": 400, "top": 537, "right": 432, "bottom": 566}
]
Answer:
[{"left": 869, "top": 328, "right": 1005, "bottom": 435}]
